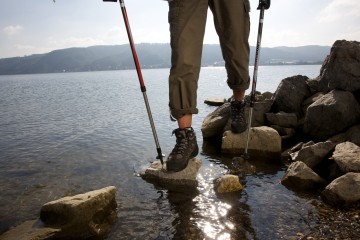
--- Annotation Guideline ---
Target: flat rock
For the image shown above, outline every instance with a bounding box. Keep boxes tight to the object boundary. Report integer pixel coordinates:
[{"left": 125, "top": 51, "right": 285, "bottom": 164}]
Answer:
[
  {"left": 40, "top": 186, "right": 117, "bottom": 239},
  {"left": 1, "top": 187, "right": 117, "bottom": 240},
  {"left": 221, "top": 126, "right": 281, "bottom": 159},
  {"left": 204, "top": 98, "right": 226, "bottom": 106},
  {"left": 140, "top": 158, "right": 202, "bottom": 186}
]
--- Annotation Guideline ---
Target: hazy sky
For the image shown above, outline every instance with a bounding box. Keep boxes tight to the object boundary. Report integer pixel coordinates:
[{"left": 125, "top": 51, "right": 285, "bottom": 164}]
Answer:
[{"left": 1, "top": 0, "right": 359, "bottom": 58}]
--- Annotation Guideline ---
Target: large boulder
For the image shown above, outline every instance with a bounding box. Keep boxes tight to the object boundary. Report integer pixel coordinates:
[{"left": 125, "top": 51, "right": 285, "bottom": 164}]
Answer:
[
  {"left": 271, "top": 75, "right": 311, "bottom": 115},
  {"left": 221, "top": 126, "right": 281, "bottom": 159},
  {"left": 308, "top": 40, "right": 360, "bottom": 92},
  {"left": 40, "top": 186, "right": 117, "bottom": 239},
  {"left": 322, "top": 172, "right": 360, "bottom": 207},
  {"left": 281, "top": 161, "right": 327, "bottom": 190},
  {"left": 332, "top": 142, "right": 360, "bottom": 173},
  {"left": 290, "top": 141, "right": 336, "bottom": 169},
  {"left": 265, "top": 112, "right": 298, "bottom": 128},
  {"left": 201, "top": 102, "right": 230, "bottom": 138},
  {"left": 303, "top": 90, "right": 360, "bottom": 140},
  {"left": 345, "top": 124, "right": 360, "bottom": 146},
  {"left": 245, "top": 99, "right": 273, "bottom": 127}
]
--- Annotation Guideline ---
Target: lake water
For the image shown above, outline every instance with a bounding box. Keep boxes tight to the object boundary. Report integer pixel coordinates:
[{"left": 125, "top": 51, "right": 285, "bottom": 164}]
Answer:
[{"left": 0, "top": 65, "right": 322, "bottom": 239}]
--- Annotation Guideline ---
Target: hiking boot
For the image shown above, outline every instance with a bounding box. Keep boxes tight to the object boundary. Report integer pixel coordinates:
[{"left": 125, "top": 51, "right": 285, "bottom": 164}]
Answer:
[
  {"left": 230, "top": 100, "right": 247, "bottom": 133},
  {"left": 166, "top": 127, "right": 199, "bottom": 172}
]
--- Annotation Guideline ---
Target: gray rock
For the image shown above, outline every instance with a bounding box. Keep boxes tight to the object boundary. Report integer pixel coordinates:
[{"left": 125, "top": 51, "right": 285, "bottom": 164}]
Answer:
[
  {"left": 322, "top": 172, "right": 360, "bottom": 207},
  {"left": 303, "top": 141, "right": 316, "bottom": 148},
  {"left": 248, "top": 99, "right": 273, "bottom": 127},
  {"left": 281, "top": 161, "right": 327, "bottom": 190},
  {"left": 333, "top": 142, "right": 360, "bottom": 173},
  {"left": 270, "top": 125, "right": 295, "bottom": 137},
  {"left": 308, "top": 40, "right": 360, "bottom": 92},
  {"left": 201, "top": 102, "right": 230, "bottom": 138},
  {"left": 0, "top": 220, "right": 60, "bottom": 240},
  {"left": 328, "top": 132, "right": 347, "bottom": 145},
  {"left": 289, "top": 141, "right": 316, "bottom": 154},
  {"left": 260, "top": 91, "right": 274, "bottom": 100},
  {"left": 214, "top": 174, "right": 244, "bottom": 193},
  {"left": 290, "top": 141, "right": 336, "bottom": 169},
  {"left": 266, "top": 112, "right": 298, "bottom": 128},
  {"left": 290, "top": 142, "right": 305, "bottom": 153},
  {"left": 302, "top": 92, "right": 325, "bottom": 114},
  {"left": 272, "top": 75, "right": 311, "bottom": 115},
  {"left": 140, "top": 158, "right": 202, "bottom": 186},
  {"left": 345, "top": 124, "right": 360, "bottom": 146},
  {"left": 40, "top": 186, "right": 117, "bottom": 239},
  {"left": 221, "top": 126, "right": 281, "bottom": 159},
  {"left": 303, "top": 90, "right": 360, "bottom": 140}
]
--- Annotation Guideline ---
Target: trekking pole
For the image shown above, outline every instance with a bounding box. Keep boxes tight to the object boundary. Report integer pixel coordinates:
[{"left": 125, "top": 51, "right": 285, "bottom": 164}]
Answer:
[
  {"left": 103, "top": 0, "right": 165, "bottom": 165},
  {"left": 243, "top": 0, "right": 270, "bottom": 159}
]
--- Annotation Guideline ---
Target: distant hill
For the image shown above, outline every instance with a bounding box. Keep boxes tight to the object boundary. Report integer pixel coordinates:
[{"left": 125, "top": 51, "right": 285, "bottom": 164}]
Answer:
[{"left": 0, "top": 43, "right": 330, "bottom": 75}]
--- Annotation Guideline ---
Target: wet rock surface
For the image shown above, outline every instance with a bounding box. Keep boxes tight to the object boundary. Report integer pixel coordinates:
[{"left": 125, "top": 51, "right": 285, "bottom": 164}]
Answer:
[
  {"left": 140, "top": 158, "right": 202, "bottom": 187},
  {"left": 214, "top": 174, "right": 244, "bottom": 193},
  {"left": 0, "top": 186, "right": 117, "bottom": 240},
  {"left": 221, "top": 126, "right": 281, "bottom": 159}
]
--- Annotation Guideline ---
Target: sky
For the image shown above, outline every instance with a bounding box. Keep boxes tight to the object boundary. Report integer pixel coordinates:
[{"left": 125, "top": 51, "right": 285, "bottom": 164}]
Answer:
[{"left": 0, "top": 0, "right": 359, "bottom": 59}]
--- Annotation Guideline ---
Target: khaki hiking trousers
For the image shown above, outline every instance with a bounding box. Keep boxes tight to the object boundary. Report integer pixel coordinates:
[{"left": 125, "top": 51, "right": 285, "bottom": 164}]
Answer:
[{"left": 168, "top": 0, "right": 251, "bottom": 120}]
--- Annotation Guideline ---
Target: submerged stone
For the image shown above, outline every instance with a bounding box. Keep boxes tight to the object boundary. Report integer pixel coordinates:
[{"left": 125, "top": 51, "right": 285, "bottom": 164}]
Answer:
[
  {"left": 214, "top": 174, "right": 244, "bottom": 193},
  {"left": 0, "top": 220, "right": 60, "bottom": 240}
]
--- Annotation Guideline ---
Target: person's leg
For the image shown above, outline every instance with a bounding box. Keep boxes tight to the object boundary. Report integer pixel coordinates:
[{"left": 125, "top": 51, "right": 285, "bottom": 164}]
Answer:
[
  {"left": 166, "top": 0, "right": 208, "bottom": 171},
  {"left": 233, "top": 89, "right": 246, "bottom": 102},
  {"left": 210, "top": 0, "right": 251, "bottom": 133},
  {"left": 168, "top": 0, "right": 208, "bottom": 120},
  {"left": 177, "top": 114, "right": 192, "bottom": 129}
]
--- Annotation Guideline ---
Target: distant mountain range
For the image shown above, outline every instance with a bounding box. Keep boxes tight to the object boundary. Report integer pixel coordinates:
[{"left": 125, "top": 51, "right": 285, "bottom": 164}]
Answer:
[{"left": 0, "top": 43, "right": 330, "bottom": 75}]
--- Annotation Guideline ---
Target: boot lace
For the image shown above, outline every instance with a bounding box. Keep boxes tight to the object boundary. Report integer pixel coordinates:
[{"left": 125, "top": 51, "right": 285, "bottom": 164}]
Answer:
[{"left": 171, "top": 129, "right": 189, "bottom": 155}]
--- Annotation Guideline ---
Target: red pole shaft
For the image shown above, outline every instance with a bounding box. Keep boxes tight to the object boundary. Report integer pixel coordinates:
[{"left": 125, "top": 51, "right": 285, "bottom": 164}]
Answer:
[
  {"left": 117, "top": 0, "right": 164, "bottom": 164},
  {"left": 119, "top": 0, "right": 146, "bottom": 90}
]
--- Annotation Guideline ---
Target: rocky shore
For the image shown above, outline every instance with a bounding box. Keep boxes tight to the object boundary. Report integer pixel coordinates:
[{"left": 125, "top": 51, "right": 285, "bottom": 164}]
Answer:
[{"left": 202, "top": 40, "right": 360, "bottom": 238}]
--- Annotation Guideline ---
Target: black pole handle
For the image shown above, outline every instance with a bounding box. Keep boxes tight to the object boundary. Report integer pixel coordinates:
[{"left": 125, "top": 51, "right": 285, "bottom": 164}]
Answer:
[{"left": 257, "top": 0, "right": 270, "bottom": 10}]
